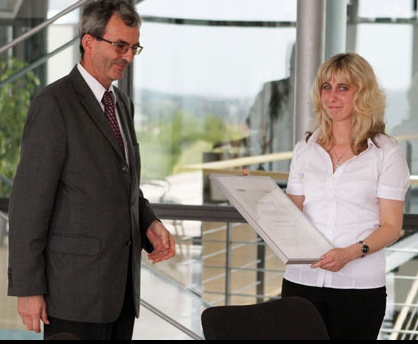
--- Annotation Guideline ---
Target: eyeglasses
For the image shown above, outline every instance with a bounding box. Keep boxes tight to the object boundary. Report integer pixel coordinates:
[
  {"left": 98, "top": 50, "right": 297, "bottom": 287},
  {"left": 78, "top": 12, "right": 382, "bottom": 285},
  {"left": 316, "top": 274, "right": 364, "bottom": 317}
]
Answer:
[{"left": 92, "top": 35, "right": 143, "bottom": 55}]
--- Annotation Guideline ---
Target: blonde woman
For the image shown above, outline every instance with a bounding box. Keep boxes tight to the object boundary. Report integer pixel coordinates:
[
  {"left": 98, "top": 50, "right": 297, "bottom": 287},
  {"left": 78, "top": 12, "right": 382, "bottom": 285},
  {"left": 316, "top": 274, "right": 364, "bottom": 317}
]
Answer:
[{"left": 281, "top": 52, "right": 410, "bottom": 340}]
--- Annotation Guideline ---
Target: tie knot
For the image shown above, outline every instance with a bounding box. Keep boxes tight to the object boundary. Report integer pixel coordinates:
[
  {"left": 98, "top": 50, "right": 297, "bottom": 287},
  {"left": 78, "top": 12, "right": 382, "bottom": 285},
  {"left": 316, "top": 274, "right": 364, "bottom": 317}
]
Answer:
[{"left": 102, "top": 91, "right": 114, "bottom": 107}]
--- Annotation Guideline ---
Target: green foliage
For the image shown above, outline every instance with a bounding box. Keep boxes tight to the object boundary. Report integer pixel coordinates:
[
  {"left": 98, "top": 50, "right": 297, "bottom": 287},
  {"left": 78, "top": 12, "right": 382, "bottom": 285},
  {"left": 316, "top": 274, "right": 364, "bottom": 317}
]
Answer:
[
  {"left": 0, "top": 58, "right": 40, "bottom": 196},
  {"left": 138, "top": 109, "right": 247, "bottom": 180}
]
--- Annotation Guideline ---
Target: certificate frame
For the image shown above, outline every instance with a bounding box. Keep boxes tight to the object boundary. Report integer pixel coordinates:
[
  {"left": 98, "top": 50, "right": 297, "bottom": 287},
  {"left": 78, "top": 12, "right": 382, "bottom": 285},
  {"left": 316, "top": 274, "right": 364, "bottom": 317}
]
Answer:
[{"left": 210, "top": 173, "right": 334, "bottom": 264}]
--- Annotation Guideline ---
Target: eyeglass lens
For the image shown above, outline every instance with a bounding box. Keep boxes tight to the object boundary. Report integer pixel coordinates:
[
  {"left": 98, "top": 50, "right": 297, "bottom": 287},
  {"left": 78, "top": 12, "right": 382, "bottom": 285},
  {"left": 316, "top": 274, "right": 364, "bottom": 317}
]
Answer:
[{"left": 115, "top": 43, "right": 142, "bottom": 55}]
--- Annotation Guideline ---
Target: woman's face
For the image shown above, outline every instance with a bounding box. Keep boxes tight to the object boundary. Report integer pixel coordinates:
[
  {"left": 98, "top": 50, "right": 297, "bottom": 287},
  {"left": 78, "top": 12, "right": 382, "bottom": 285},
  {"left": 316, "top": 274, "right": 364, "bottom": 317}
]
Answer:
[{"left": 321, "top": 76, "right": 358, "bottom": 123}]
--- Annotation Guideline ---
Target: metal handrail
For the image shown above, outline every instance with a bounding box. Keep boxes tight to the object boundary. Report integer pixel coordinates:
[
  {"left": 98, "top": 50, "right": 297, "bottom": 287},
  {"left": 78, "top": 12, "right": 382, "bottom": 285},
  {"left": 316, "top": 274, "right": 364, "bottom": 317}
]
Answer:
[{"left": 140, "top": 299, "right": 204, "bottom": 340}]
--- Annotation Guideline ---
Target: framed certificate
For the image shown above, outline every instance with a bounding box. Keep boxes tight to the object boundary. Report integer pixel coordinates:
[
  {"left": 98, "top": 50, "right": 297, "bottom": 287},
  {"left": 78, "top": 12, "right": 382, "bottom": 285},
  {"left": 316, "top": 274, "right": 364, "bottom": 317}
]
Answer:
[{"left": 210, "top": 173, "right": 334, "bottom": 264}]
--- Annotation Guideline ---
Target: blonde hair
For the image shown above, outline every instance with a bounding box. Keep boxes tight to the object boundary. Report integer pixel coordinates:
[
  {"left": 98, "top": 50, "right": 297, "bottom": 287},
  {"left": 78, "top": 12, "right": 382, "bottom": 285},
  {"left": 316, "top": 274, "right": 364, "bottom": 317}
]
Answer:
[{"left": 309, "top": 52, "right": 386, "bottom": 154}]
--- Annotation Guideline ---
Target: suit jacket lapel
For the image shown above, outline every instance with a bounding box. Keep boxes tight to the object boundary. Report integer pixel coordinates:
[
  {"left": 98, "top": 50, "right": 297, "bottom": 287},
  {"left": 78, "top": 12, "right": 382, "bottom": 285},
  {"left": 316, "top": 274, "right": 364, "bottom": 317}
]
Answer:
[
  {"left": 113, "top": 88, "right": 140, "bottom": 181},
  {"left": 69, "top": 67, "right": 126, "bottom": 161}
]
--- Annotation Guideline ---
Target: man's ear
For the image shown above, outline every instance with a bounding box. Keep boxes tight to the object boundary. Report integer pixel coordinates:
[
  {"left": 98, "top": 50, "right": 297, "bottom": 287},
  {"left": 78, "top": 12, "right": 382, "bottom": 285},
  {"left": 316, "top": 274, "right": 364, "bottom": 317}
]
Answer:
[{"left": 81, "top": 33, "right": 95, "bottom": 54}]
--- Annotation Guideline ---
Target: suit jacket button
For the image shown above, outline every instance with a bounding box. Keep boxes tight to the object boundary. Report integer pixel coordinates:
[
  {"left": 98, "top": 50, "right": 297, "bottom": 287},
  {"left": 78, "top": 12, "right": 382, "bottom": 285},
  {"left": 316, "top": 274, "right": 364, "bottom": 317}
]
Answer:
[{"left": 122, "top": 166, "right": 129, "bottom": 173}]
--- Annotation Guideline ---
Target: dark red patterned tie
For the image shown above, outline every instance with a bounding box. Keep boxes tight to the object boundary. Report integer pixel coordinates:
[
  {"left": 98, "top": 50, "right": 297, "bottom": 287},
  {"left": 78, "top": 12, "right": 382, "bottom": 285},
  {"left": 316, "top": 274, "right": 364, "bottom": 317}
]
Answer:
[{"left": 102, "top": 91, "right": 125, "bottom": 157}]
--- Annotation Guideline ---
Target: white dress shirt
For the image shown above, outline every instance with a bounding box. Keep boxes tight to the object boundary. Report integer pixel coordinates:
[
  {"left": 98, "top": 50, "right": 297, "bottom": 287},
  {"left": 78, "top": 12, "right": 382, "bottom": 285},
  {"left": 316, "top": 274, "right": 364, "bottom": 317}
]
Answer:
[
  {"left": 284, "top": 128, "right": 410, "bottom": 289},
  {"left": 77, "top": 63, "right": 128, "bottom": 161}
]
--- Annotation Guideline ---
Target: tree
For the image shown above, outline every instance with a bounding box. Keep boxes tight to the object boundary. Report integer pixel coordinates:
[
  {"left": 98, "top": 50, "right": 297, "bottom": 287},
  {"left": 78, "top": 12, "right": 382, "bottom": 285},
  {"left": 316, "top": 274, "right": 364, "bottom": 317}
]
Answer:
[{"left": 0, "top": 57, "right": 40, "bottom": 196}]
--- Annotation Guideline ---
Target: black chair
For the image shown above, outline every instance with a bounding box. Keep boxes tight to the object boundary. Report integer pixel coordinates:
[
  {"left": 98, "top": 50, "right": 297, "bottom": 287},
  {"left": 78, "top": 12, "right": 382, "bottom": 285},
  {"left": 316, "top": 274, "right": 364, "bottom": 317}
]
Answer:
[
  {"left": 201, "top": 296, "right": 330, "bottom": 340},
  {"left": 44, "top": 332, "right": 81, "bottom": 340}
]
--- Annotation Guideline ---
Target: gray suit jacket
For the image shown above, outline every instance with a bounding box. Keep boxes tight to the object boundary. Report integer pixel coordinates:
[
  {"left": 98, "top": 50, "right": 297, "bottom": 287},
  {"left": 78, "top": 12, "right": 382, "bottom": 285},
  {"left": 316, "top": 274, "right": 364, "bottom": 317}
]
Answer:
[{"left": 7, "top": 66, "right": 157, "bottom": 323}]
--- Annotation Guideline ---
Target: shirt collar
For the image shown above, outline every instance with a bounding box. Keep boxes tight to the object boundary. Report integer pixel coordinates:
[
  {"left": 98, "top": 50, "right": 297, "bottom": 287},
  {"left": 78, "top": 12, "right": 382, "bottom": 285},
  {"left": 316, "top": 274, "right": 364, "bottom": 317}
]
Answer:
[
  {"left": 308, "top": 126, "right": 378, "bottom": 151},
  {"left": 77, "top": 63, "right": 117, "bottom": 106}
]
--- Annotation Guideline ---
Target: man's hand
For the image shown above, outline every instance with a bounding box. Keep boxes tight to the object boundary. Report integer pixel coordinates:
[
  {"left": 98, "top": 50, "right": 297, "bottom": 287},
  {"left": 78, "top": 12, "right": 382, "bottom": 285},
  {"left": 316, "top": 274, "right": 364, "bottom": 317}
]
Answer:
[
  {"left": 17, "top": 295, "right": 49, "bottom": 333},
  {"left": 146, "top": 220, "right": 176, "bottom": 264}
]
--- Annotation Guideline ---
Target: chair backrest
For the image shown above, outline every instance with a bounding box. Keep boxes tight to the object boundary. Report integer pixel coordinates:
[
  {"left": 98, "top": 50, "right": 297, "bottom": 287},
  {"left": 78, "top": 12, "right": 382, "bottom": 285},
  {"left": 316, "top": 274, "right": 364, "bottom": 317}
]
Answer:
[{"left": 201, "top": 296, "right": 330, "bottom": 340}]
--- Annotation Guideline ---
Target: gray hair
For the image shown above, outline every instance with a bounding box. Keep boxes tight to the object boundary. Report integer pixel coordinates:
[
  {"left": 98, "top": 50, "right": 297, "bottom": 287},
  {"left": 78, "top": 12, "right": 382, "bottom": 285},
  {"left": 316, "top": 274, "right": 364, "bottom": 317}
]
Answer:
[{"left": 79, "top": 0, "right": 141, "bottom": 55}]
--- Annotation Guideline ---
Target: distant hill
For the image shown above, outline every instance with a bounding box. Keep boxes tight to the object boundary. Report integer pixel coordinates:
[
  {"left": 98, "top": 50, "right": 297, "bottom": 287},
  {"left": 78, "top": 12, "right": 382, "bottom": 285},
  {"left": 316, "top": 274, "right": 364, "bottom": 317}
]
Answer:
[{"left": 135, "top": 88, "right": 253, "bottom": 124}]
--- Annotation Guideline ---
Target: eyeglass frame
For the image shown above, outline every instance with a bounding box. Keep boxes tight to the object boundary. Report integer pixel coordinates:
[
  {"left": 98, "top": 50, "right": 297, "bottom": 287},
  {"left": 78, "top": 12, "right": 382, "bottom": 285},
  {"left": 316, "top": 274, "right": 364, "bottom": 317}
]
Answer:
[{"left": 91, "top": 34, "right": 143, "bottom": 56}]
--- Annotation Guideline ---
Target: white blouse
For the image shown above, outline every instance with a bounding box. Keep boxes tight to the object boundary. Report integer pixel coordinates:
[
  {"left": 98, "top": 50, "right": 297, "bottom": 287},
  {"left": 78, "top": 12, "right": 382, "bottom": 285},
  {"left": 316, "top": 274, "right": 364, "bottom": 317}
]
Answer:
[{"left": 284, "top": 128, "right": 410, "bottom": 289}]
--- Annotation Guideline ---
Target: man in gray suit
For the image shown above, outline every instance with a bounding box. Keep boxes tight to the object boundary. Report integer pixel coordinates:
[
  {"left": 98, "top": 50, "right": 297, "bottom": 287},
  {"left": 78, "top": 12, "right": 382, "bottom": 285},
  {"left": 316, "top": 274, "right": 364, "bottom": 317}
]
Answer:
[{"left": 7, "top": 0, "right": 175, "bottom": 340}]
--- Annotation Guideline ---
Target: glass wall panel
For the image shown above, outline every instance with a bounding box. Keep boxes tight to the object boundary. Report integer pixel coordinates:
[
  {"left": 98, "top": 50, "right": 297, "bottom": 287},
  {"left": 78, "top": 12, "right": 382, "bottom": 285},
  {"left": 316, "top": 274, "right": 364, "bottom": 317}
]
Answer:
[
  {"left": 131, "top": 0, "right": 418, "bottom": 213},
  {"left": 353, "top": 0, "right": 418, "bottom": 213},
  {"left": 0, "top": 0, "right": 417, "bottom": 213},
  {"left": 134, "top": 0, "right": 297, "bottom": 206}
]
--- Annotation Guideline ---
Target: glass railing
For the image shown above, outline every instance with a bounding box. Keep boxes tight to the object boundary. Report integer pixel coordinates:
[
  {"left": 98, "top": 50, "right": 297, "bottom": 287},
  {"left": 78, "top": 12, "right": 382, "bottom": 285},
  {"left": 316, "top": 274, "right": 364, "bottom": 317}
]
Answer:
[
  {"left": 135, "top": 264, "right": 206, "bottom": 340},
  {"left": 148, "top": 210, "right": 418, "bottom": 340}
]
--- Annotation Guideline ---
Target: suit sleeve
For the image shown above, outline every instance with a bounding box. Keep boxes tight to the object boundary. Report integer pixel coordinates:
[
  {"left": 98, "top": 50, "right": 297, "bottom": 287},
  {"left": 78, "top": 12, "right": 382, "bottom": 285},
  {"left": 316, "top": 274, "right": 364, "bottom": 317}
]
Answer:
[
  {"left": 138, "top": 189, "right": 158, "bottom": 253},
  {"left": 8, "top": 90, "right": 67, "bottom": 296}
]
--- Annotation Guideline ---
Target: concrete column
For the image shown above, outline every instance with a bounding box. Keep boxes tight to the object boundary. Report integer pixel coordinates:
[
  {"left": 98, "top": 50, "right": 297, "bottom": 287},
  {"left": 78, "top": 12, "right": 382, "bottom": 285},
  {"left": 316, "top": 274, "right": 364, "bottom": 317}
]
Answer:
[{"left": 294, "top": 0, "right": 325, "bottom": 142}]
